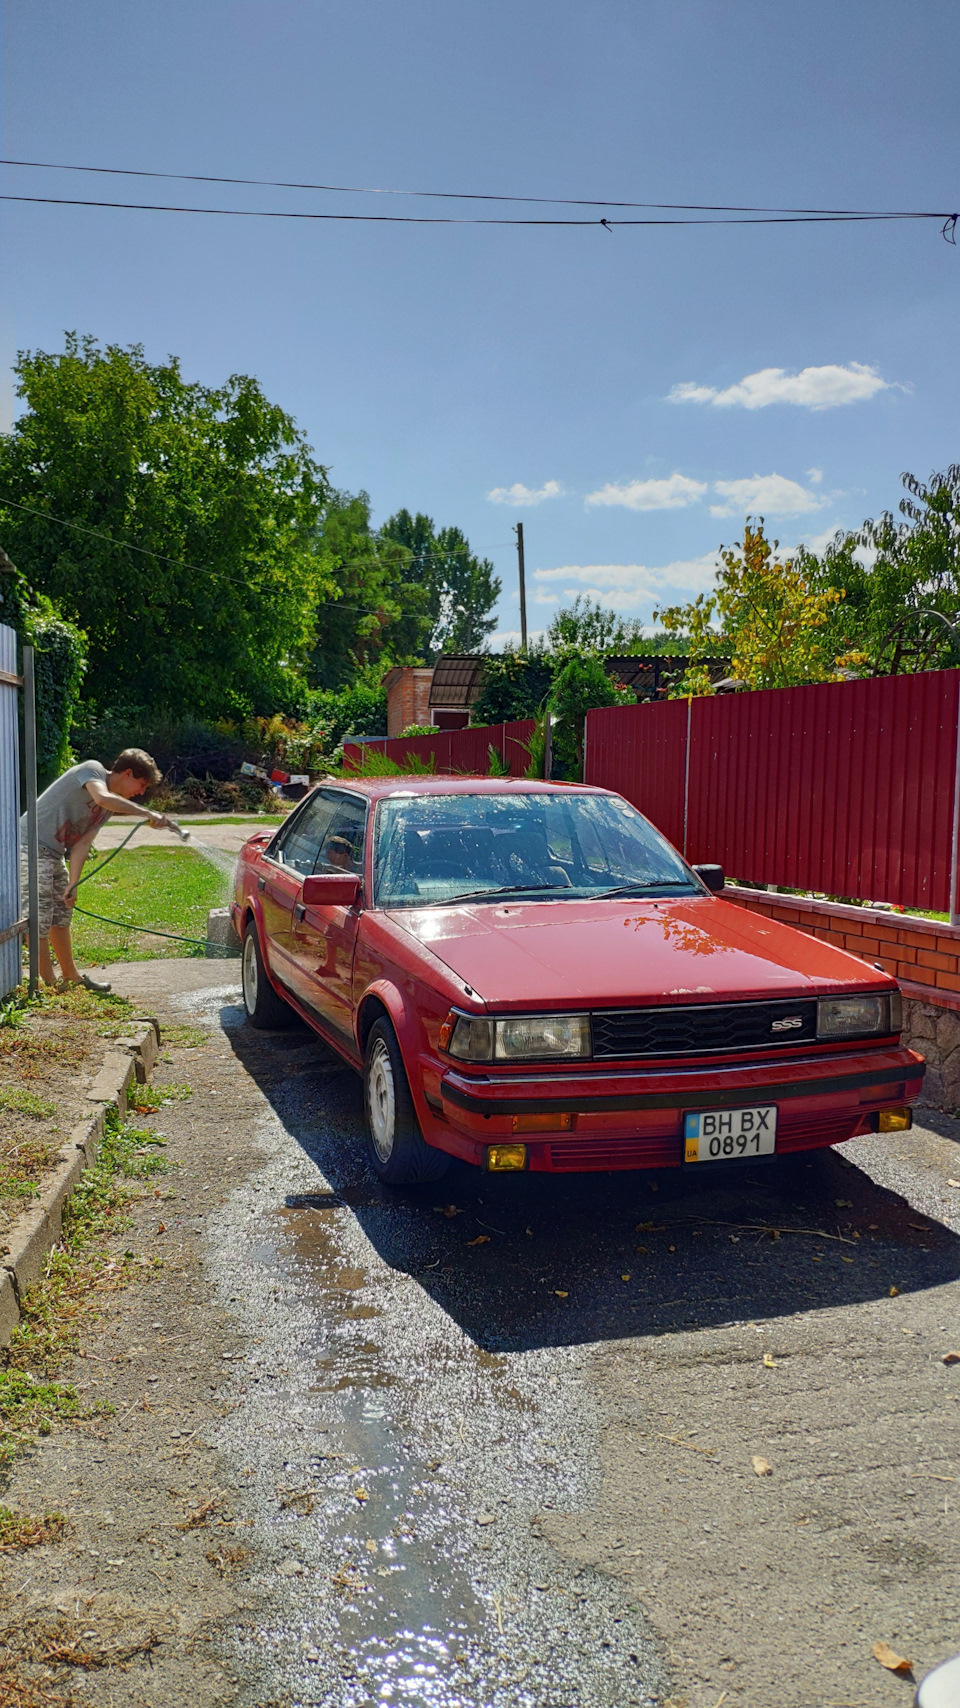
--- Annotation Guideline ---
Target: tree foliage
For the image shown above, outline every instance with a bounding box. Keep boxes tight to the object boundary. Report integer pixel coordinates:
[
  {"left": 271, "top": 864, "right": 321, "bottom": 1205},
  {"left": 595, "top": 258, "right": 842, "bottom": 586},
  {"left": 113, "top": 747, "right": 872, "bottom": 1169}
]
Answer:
[
  {"left": 546, "top": 595, "right": 648, "bottom": 655},
  {"left": 548, "top": 653, "right": 631, "bottom": 780},
  {"left": 471, "top": 649, "right": 555, "bottom": 724},
  {"left": 0, "top": 334, "right": 335, "bottom": 718},
  {"left": 310, "top": 491, "right": 432, "bottom": 688},
  {"left": 379, "top": 509, "right": 501, "bottom": 657},
  {"left": 655, "top": 519, "right": 843, "bottom": 694},
  {"left": 800, "top": 465, "right": 960, "bottom": 675}
]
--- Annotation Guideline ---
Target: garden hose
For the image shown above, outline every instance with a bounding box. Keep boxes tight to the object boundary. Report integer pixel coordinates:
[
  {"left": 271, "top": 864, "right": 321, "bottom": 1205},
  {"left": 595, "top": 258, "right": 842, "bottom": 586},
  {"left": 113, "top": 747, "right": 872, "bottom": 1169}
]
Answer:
[{"left": 68, "top": 817, "right": 239, "bottom": 957}]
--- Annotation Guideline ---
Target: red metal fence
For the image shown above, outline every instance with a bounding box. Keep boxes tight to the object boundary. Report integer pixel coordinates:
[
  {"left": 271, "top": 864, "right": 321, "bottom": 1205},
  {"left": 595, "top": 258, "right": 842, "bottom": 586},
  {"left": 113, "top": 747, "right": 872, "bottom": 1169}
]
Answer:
[
  {"left": 585, "top": 671, "right": 960, "bottom": 913},
  {"left": 343, "top": 718, "right": 536, "bottom": 778}
]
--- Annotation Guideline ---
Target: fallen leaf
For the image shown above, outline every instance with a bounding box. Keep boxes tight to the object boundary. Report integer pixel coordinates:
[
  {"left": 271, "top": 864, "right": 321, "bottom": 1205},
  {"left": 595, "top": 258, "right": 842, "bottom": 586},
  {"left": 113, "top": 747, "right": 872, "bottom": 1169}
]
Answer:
[
  {"left": 554, "top": 1290, "right": 569, "bottom": 1298},
  {"left": 365, "top": 1539, "right": 377, "bottom": 1554},
  {"left": 635, "top": 1221, "right": 654, "bottom": 1231},
  {"left": 668, "top": 1245, "right": 676, "bottom": 1253},
  {"left": 621, "top": 1273, "right": 631, "bottom": 1282},
  {"left": 872, "top": 1640, "right": 912, "bottom": 1674},
  {"left": 751, "top": 1455, "right": 773, "bottom": 1476},
  {"left": 762, "top": 1352, "right": 776, "bottom": 1368},
  {"left": 434, "top": 1204, "right": 462, "bottom": 1217},
  {"left": 467, "top": 1234, "right": 490, "bottom": 1246},
  {"left": 354, "top": 1487, "right": 369, "bottom": 1503},
  {"left": 889, "top": 1285, "right": 900, "bottom": 1297},
  {"left": 475, "top": 1513, "right": 496, "bottom": 1526},
  {"left": 156, "top": 1223, "right": 166, "bottom": 1235},
  {"left": 835, "top": 1199, "right": 853, "bottom": 1208},
  {"left": 908, "top": 1222, "right": 930, "bottom": 1232},
  {"left": 942, "top": 1351, "right": 960, "bottom": 1365},
  {"left": 635, "top": 1244, "right": 649, "bottom": 1254},
  {"left": 947, "top": 1179, "right": 960, "bottom": 1188}
]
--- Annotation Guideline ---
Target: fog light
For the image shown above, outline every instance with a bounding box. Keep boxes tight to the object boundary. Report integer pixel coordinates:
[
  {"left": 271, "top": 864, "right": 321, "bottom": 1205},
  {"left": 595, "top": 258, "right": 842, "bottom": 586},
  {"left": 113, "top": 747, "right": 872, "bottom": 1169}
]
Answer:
[
  {"left": 877, "top": 1106, "right": 912, "bottom": 1133},
  {"left": 512, "top": 1112, "right": 573, "bottom": 1133},
  {"left": 486, "top": 1144, "right": 528, "bottom": 1171}
]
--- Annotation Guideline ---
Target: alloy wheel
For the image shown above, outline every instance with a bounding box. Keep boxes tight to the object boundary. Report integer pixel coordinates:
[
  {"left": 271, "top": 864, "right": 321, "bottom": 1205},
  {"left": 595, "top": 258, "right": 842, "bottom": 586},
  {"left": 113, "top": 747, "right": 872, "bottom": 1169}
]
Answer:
[{"left": 367, "top": 1037, "right": 397, "bottom": 1162}]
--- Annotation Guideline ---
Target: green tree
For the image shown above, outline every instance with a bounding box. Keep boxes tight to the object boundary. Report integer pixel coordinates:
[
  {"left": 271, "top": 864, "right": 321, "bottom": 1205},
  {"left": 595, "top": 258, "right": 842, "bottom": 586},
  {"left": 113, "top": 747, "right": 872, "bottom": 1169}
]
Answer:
[
  {"left": 655, "top": 519, "right": 842, "bottom": 694},
  {"left": 548, "top": 654, "right": 631, "bottom": 780},
  {"left": 801, "top": 465, "right": 960, "bottom": 675},
  {"left": 379, "top": 510, "right": 501, "bottom": 658},
  {"left": 470, "top": 648, "right": 555, "bottom": 724},
  {"left": 0, "top": 334, "right": 335, "bottom": 718},
  {"left": 310, "top": 491, "right": 432, "bottom": 688},
  {"left": 546, "top": 595, "right": 648, "bottom": 654}
]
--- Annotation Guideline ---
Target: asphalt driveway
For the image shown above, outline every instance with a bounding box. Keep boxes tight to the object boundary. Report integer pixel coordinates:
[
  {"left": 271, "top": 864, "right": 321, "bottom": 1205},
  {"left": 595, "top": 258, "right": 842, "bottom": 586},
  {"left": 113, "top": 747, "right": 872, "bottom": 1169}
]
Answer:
[{"left": 2, "top": 958, "right": 957, "bottom": 1708}]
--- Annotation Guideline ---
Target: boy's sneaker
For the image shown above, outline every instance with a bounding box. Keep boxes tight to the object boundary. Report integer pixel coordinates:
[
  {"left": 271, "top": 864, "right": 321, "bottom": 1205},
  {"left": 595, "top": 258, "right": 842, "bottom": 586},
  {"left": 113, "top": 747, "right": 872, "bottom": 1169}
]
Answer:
[{"left": 81, "top": 973, "right": 112, "bottom": 994}]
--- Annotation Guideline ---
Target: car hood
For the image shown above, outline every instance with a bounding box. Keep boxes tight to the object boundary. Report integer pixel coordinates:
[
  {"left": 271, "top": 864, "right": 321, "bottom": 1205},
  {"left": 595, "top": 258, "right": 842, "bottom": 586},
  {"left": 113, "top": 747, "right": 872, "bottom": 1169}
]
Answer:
[{"left": 386, "top": 895, "right": 883, "bottom": 1009}]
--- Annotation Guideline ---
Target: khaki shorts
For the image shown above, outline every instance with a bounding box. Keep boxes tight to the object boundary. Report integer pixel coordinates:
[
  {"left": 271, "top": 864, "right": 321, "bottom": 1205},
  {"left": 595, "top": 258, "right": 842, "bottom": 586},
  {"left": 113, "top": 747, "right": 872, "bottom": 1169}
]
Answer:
[{"left": 20, "top": 847, "right": 73, "bottom": 936}]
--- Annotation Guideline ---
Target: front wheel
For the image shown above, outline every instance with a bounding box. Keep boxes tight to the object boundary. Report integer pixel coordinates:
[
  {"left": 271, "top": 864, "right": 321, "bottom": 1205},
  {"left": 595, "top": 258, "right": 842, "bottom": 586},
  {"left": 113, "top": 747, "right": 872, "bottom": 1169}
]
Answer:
[
  {"left": 363, "top": 1017, "right": 449, "bottom": 1185},
  {"left": 241, "top": 919, "right": 295, "bottom": 1028}
]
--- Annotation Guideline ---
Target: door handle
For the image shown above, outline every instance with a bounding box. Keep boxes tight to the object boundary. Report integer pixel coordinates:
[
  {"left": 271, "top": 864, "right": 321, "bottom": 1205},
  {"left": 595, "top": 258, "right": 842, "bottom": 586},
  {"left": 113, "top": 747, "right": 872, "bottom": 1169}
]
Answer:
[
  {"left": 257, "top": 875, "right": 266, "bottom": 892},
  {"left": 294, "top": 903, "right": 306, "bottom": 922}
]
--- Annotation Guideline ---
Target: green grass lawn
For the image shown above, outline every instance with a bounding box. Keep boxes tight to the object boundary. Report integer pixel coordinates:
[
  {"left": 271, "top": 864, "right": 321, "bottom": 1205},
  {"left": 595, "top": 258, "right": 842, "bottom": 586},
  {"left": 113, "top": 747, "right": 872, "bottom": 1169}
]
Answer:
[{"left": 69, "top": 847, "right": 230, "bottom": 964}]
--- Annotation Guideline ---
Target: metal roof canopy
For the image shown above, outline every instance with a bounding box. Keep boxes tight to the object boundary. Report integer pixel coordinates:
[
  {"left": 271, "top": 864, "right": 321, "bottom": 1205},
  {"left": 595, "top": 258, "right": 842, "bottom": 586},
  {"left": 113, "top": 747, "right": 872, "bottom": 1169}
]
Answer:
[
  {"left": 428, "top": 654, "right": 487, "bottom": 709},
  {"left": 603, "top": 655, "right": 731, "bottom": 699}
]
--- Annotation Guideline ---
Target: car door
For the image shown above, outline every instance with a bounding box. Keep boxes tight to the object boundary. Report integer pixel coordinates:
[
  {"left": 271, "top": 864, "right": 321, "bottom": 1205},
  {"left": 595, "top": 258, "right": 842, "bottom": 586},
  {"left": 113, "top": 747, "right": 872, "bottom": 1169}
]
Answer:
[
  {"left": 290, "top": 791, "right": 368, "bottom": 1043},
  {"left": 258, "top": 793, "right": 339, "bottom": 994}
]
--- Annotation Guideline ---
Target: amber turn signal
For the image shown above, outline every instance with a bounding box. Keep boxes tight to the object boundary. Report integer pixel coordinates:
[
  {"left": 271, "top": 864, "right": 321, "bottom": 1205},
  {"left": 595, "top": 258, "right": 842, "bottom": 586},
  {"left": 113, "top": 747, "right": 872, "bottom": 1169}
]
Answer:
[
  {"left": 876, "top": 1106, "right": 912, "bottom": 1133},
  {"left": 486, "top": 1144, "right": 528, "bottom": 1171},
  {"left": 438, "top": 1010, "right": 457, "bottom": 1052},
  {"left": 512, "top": 1112, "right": 573, "bottom": 1133}
]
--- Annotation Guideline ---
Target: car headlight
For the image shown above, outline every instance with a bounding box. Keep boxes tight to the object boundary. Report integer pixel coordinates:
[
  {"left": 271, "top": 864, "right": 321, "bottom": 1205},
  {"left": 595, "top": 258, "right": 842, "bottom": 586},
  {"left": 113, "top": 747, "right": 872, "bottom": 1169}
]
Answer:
[
  {"left": 817, "top": 991, "right": 901, "bottom": 1040},
  {"left": 445, "top": 1012, "right": 591, "bottom": 1062}
]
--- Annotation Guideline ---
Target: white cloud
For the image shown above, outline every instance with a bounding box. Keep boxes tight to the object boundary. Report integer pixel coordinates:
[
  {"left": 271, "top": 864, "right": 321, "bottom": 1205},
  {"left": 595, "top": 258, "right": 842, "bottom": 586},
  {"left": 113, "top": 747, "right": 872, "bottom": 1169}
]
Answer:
[
  {"left": 487, "top": 479, "right": 562, "bottom": 507},
  {"left": 532, "top": 554, "right": 721, "bottom": 611},
  {"left": 585, "top": 473, "right": 707, "bottom": 511},
  {"left": 806, "top": 466, "right": 824, "bottom": 485},
  {"left": 710, "top": 474, "right": 826, "bottom": 518},
  {"left": 668, "top": 362, "right": 894, "bottom": 411}
]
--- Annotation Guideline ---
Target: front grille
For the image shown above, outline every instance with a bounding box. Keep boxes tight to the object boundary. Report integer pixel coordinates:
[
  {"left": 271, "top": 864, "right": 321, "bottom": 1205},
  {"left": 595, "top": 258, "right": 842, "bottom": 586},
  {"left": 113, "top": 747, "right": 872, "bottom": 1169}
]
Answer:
[{"left": 591, "top": 998, "right": 818, "bottom": 1060}]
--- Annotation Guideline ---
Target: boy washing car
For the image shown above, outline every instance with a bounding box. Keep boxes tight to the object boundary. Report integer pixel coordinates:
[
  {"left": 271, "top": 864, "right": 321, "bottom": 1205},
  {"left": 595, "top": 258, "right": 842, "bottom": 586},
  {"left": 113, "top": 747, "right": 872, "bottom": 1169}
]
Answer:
[{"left": 20, "top": 748, "right": 169, "bottom": 992}]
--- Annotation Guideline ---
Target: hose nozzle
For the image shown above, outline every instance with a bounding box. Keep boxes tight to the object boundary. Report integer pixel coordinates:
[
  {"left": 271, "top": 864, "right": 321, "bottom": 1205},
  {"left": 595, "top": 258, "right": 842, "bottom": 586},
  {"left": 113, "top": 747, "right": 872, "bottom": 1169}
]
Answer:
[{"left": 168, "top": 819, "right": 192, "bottom": 844}]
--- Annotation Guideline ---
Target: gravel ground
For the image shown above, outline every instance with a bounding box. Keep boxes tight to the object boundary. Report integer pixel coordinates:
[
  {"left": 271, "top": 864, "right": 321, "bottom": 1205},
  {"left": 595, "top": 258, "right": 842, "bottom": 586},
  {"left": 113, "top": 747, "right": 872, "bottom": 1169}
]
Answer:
[{"left": 1, "top": 959, "right": 958, "bottom": 1708}]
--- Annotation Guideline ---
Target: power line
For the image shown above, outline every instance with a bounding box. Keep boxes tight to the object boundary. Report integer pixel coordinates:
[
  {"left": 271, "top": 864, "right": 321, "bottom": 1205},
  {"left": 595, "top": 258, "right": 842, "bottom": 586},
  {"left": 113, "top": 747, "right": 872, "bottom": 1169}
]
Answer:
[
  {"left": 0, "top": 495, "right": 495, "bottom": 610},
  {"left": 0, "top": 157, "right": 954, "bottom": 220},
  {"left": 2, "top": 192, "right": 955, "bottom": 232}
]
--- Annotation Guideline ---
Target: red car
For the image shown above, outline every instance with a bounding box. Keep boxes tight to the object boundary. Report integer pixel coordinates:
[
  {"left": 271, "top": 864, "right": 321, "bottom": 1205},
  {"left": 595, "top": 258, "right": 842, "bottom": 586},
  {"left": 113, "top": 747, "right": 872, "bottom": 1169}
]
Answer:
[{"left": 232, "top": 778, "right": 924, "bottom": 1184}]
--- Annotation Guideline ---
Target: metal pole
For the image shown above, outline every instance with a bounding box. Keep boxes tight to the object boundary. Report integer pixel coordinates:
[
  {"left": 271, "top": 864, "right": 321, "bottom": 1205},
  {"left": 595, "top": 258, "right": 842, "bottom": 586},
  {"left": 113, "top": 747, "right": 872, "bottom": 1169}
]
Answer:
[
  {"left": 23, "top": 645, "right": 39, "bottom": 994},
  {"left": 682, "top": 694, "right": 693, "bottom": 859},
  {"left": 515, "top": 523, "right": 527, "bottom": 653}
]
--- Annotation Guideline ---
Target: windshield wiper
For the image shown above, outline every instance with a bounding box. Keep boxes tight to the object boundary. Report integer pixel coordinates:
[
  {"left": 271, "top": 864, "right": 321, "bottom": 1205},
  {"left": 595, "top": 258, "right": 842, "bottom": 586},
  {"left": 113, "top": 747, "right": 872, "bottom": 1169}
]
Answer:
[
  {"left": 595, "top": 881, "right": 696, "bottom": 898},
  {"left": 445, "top": 883, "right": 569, "bottom": 904}
]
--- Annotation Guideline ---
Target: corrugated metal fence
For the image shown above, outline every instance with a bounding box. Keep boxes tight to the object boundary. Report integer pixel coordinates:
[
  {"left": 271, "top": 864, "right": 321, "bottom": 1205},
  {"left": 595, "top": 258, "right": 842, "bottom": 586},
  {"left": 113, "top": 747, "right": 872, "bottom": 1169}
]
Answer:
[
  {"left": 0, "top": 624, "right": 22, "bottom": 996},
  {"left": 344, "top": 718, "right": 537, "bottom": 778},
  {"left": 585, "top": 671, "right": 960, "bottom": 913}
]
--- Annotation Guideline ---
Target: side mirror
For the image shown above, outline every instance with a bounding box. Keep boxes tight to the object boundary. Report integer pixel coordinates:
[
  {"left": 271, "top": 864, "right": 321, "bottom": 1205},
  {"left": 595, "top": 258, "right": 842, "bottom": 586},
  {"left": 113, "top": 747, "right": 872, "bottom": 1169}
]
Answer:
[
  {"left": 302, "top": 873, "right": 361, "bottom": 907},
  {"left": 692, "top": 863, "right": 725, "bottom": 893}
]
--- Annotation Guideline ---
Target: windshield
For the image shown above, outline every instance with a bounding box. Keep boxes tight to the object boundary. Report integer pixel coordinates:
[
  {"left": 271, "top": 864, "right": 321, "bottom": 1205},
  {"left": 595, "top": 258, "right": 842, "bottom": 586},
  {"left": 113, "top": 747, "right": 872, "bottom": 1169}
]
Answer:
[{"left": 373, "top": 790, "right": 699, "bottom": 908}]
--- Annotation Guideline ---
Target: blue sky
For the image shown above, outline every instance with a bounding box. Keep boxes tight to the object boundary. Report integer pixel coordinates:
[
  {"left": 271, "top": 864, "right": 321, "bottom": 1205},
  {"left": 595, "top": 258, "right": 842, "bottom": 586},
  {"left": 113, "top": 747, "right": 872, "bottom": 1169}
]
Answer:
[{"left": 3, "top": 0, "right": 958, "bottom": 646}]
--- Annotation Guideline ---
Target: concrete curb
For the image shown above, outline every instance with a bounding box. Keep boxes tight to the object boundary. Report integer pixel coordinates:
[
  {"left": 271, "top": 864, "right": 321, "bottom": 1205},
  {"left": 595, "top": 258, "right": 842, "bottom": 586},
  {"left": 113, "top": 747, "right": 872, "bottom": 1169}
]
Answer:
[{"left": 0, "top": 1017, "right": 160, "bottom": 1348}]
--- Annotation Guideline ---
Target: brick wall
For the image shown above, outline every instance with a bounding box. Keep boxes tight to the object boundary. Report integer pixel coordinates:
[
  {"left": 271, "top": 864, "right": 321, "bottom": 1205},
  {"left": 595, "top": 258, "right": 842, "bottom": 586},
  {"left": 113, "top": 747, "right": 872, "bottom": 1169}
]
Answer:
[
  {"left": 384, "top": 668, "right": 435, "bottom": 738},
  {"left": 722, "top": 885, "right": 960, "bottom": 1110}
]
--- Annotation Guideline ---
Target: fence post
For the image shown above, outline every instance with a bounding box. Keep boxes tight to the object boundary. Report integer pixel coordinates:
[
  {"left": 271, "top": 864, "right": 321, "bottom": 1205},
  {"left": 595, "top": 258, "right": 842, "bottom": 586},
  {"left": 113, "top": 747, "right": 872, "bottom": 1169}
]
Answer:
[
  {"left": 0, "top": 624, "right": 25, "bottom": 998},
  {"left": 942, "top": 669, "right": 949, "bottom": 929},
  {"left": 951, "top": 674, "right": 960, "bottom": 928},
  {"left": 23, "top": 646, "right": 39, "bottom": 995},
  {"left": 682, "top": 695, "right": 693, "bottom": 859}
]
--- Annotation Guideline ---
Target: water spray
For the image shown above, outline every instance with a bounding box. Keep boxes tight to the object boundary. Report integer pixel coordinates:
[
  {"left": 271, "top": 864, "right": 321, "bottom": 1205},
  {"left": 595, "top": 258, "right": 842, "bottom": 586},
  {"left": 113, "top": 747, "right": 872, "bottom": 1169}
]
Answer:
[{"left": 68, "top": 814, "right": 238, "bottom": 957}]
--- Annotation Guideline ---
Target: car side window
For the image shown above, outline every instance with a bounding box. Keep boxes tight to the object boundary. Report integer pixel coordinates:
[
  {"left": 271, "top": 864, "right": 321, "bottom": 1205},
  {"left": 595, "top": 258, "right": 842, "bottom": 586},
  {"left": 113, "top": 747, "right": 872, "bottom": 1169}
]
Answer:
[
  {"left": 317, "top": 796, "right": 366, "bottom": 875},
  {"left": 273, "top": 793, "right": 339, "bottom": 877}
]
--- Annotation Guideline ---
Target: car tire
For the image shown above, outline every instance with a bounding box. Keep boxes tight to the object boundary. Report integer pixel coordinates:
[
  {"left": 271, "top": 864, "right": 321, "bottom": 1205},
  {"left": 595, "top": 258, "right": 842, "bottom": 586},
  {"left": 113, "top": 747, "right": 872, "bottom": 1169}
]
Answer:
[
  {"left": 241, "top": 919, "right": 295, "bottom": 1029},
  {"left": 363, "top": 1017, "right": 450, "bottom": 1185}
]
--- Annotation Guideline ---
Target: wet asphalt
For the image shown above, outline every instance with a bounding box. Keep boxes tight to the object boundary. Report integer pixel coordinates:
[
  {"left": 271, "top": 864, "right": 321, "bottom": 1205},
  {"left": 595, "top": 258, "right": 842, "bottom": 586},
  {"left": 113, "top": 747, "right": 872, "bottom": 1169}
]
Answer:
[{"left": 130, "top": 968, "right": 960, "bottom": 1708}]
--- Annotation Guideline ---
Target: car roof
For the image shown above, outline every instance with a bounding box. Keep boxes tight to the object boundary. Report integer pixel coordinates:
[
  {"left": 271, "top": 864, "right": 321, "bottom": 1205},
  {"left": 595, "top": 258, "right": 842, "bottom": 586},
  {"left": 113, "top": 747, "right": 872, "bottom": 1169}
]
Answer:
[{"left": 322, "top": 776, "right": 611, "bottom": 799}]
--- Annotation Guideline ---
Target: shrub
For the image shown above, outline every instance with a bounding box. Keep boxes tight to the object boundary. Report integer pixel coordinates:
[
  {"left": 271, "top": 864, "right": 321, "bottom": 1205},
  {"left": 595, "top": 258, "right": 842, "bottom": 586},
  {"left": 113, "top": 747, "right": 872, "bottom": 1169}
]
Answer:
[{"left": 549, "top": 654, "right": 631, "bottom": 781}]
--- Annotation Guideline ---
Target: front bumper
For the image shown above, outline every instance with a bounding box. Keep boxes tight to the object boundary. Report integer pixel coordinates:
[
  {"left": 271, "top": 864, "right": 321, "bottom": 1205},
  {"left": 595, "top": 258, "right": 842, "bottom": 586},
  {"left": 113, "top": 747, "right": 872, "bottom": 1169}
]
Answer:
[{"left": 427, "top": 1043, "right": 925, "bottom": 1172}]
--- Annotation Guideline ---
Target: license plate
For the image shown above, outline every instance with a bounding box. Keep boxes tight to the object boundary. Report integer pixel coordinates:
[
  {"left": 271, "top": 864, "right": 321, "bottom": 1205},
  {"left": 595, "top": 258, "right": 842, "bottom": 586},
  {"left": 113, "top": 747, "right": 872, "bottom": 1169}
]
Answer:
[{"left": 684, "top": 1104, "right": 777, "bottom": 1163}]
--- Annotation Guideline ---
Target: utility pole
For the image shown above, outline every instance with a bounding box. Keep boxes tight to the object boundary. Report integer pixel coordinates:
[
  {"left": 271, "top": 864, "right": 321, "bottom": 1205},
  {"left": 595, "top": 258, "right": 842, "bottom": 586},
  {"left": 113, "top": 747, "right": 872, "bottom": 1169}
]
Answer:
[{"left": 514, "top": 522, "right": 528, "bottom": 652}]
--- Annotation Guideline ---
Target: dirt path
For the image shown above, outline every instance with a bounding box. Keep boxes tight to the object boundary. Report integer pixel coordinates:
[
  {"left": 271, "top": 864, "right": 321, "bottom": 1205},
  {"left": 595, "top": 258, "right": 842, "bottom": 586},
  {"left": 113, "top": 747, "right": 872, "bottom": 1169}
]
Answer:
[{"left": 1, "top": 959, "right": 957, "bottom": 1707}]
